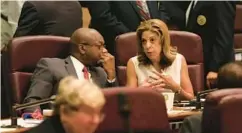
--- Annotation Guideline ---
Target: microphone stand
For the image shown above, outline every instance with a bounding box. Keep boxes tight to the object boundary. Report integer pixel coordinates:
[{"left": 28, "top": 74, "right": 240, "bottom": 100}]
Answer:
[
  {"left": 1, "top": 96, "right": 55, "bottom": 128},
  {"left": 195, "top": 89, "right": 218, "bottom": 110},
  {"left": 118, "top": 93, "right": 133, "bottom": 133}
]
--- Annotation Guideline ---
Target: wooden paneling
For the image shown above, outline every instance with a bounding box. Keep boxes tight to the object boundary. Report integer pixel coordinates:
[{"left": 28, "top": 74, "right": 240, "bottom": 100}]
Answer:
[{"left": 82, "top": 8, "right": 91, "bottom": 28}]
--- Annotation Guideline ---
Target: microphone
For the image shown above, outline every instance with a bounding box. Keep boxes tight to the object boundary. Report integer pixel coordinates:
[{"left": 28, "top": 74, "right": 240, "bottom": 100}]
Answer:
[
  {"left": 195, "top": 89, "right": 218, "bottom": 110},
  {"left": 1, "top": 95, "right": 56, "bottom": 128},
  {"left": 117, "top": 92, "right": 133, "bottom": 133}
]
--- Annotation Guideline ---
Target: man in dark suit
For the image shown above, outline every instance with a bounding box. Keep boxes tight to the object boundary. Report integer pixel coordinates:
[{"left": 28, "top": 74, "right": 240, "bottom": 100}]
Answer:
[
  {"left": 185, "top": 1, "right": 236, "bottom": 88},
  {"left": 14, "top": 1, "right": 83, "bottom": 37},
  {"left": 23, "top": 28, "right": 117, "bottom": 113},
  {"left": 83, "top": 1, "right": 169, "bottom": 55},
  {"left": 160, "top": 1, "right": 190, "bottom": 30}
]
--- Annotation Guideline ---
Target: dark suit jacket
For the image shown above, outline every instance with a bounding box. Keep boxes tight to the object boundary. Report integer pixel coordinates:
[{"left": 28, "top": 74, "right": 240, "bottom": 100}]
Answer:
[
  {"left": 186, "top": 2, "right": 236, "bottom": 74},
  {"left": 24, "top": 115, "right": 65, "bottom": 133},
  {"left": 161, "top": 1, "right": 190, "bottom": 30},
  {"left": 14, "top": 1, "right": 82, "bottom": 37},
  {"left": 23, "top": 56, "right": 117, "bottom": 112},
  {"left": 84, "top": 1, "right": 169, "bottom": 54}
]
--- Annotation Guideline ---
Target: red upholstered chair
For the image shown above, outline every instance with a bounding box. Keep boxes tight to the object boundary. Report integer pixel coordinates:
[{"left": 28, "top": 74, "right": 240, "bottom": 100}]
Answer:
[
  {"left": 96, "top": 87, "right": 171, "bottom": 133},
  {"left": 234, "top": 5, "right": 242, "bottom": 35},
  {"left": 219, "top": 94, "right": 242, "bottom": 133},
  {"left": 115, "top": 31, "right": 204, "bottom": 94},
  {"left": 115, "top": 32, "right": 137, "bottom": 86},
  {"left": 6, "top": 36, "right": 70, "bottom": 105},
  {"left": 234, "top": 5, "right": 242, "bottom": 61},
  {"left": 201, "top": 88, "right": 242, "bottom": 133}
]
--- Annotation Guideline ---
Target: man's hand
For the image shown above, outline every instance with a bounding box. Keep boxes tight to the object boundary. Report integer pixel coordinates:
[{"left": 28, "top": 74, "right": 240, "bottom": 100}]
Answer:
[
  {"left": 206, "top": 71, "right": 218, "bottom": 89},
  {"left": 101, "top": 51, "right": 115, "bottom": 80}
]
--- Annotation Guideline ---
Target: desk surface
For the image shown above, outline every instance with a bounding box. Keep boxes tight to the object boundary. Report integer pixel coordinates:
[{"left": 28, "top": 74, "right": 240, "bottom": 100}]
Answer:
[
  {"left": 0, "top": 107, "right": 201, "bottom": 132},
  {"left": 0, "top": 118, "right": 41, "bottom": 133},
  {"left": 168, "top": 107, "right": 201, "bottom": 121}
]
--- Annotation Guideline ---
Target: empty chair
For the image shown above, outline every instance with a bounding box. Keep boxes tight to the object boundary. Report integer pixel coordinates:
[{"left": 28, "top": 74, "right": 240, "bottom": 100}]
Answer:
[
  {"left": 96, "top": 87, "right": 171, "bottom": 133},
  {"left": 5, "top": 36, "right": 70, "bottom": 106},
  {"left": 115, "top": 31, "right": 204, "bottom": 94}
]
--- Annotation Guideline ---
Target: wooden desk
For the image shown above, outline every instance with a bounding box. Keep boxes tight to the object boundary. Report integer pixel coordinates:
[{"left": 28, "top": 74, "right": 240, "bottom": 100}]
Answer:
[
  {"left": 168, "top": 107, "right": 202, "bottom": 132},
  {"left": 0, "top": 118, "right": 41, "bottom": 133},
  {"left": 1, "top": 107, "right": 201, "bottom": 133},
  {"left": 169, "top": 107, "right": 202, "bottom": 121},
  {"left": 1, "top": 128, "right": 29, "bottom": 133}
]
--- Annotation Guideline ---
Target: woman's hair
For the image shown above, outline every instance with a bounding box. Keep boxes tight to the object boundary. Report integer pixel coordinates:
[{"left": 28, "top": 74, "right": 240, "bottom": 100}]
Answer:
[
  {"left": 53, "top": 76, "right": 105, "bottom": 115},
  {"left": 217, "top": 61, "right": 242, "bottom": 89},
  {"left": 136, "top": 19, "right": 177, "bottom": 67}
]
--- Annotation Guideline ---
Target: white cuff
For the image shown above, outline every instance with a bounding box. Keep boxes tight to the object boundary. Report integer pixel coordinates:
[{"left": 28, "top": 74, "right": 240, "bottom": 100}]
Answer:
[{"left": 107, "top": 78, "right": 116, "bottom": 83}]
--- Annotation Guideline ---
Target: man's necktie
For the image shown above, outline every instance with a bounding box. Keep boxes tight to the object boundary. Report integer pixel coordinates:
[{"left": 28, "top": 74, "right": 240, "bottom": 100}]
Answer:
[
  {"left": 136, "top": 0, "right": 150, "bottom": 21},
  {"left": 82, "top": 66, "right": 89, "bottom": 80}
]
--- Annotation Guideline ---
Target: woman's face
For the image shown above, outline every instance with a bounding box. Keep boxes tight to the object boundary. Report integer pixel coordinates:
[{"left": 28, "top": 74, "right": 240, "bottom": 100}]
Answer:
[{"left": 141, "top": 30, "right": 162, "bottom": 62}]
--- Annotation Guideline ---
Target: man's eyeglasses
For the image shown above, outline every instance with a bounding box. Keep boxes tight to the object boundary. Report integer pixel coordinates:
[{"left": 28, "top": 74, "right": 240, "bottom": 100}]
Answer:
[{"left": 79, "top": 43, "right": 106, "bottom": 50}]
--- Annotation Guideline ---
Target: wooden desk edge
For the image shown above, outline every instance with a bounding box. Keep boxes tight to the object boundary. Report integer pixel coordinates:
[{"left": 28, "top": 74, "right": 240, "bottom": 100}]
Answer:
[{"left": 168, "top": 110, "right": 201, "bottom": 121}]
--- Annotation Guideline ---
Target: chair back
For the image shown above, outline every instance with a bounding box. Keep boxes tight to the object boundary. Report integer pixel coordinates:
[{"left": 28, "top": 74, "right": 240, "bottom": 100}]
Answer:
[
  {"left": 219, "top": 94, "right": 242, "bottom": 133},
  {"left": 115, "top": 31, "right": 204, "bottom": 93},
  {"left": 234, "top": 5, "right": 242, "bottom": 61},
  {"left": 96, "top": 87, "right": 171, "bottom": 133},
  {"left": 201, "top": 88, "right": 242, "bottom": 133},
  {"left": 7, "top": 36, "right": 70, "bottom": 104}
]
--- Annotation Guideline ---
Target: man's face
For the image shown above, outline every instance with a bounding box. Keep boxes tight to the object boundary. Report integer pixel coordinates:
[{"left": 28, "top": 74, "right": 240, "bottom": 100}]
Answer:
[
  {"left": 80, "top": 33, "right": 106, "bottom": 65},
  {"left": 61, "top": 105, "right": 104, "bottom": 133}
]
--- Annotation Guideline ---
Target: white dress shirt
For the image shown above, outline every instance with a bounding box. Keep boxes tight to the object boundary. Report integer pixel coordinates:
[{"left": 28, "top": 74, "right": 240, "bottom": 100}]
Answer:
[
  {"left": 186, "top": 0, "right": 198, "bottom": 26},
  {"left": 70, "top": 56, "right": 92, "bottom": 81},
  {"left": 139, "top": 0, "right": 150, "bottom": 17},
  {"left": 70, "top": 56, "right": 116, "bottom": 83}
]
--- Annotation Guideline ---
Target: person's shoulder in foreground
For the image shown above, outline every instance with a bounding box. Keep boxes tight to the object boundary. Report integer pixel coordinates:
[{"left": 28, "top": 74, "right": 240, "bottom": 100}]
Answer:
[{"left": 25, "top": 76, "right": 106, "bottom": 133}]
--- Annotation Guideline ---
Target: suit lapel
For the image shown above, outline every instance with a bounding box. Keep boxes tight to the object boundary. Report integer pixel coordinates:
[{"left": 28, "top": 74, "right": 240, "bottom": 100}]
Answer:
[
  {"left": 186, "top": 1, "right": 209, "bottom": 30},
  {"left": 146, "top": 1, "right": 156, "bottom": 18},
  {"left": 186, "top": 2, "right": 199, "bottom": 30},
  {"left": 88, "top": 67, "right": 103, "bottom": 87},
  {"left": 64, "top": 56, "right": 78, "bottom": 78},
  {"left": 129, "top": 1, "right": 142, "bottom": 20}
]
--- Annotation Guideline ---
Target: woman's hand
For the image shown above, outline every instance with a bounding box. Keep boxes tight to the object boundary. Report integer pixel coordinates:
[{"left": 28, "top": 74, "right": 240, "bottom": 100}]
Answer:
[
  {"left": 140, "top": 79, "right": 152, "bottom": 87},
  {"left": 140, "top": 77, "right": 165, "bottom": 93},
  {"left": 150, "top": 70, "right": 180, "bottom": 92}
]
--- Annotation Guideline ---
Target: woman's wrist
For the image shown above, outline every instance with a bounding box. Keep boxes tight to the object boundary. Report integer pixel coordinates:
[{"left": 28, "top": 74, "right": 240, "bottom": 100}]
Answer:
[{"left": 173, "top": 85, "right": 182, "bottom": 94}]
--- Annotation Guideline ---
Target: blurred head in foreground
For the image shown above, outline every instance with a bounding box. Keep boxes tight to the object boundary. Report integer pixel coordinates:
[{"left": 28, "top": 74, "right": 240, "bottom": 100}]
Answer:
[
  {"left": 54, "top": 76, "right": 106, "bottom": 133},
  {"left": 217, "top": 61, "right": 242, "bottom": 89}
]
